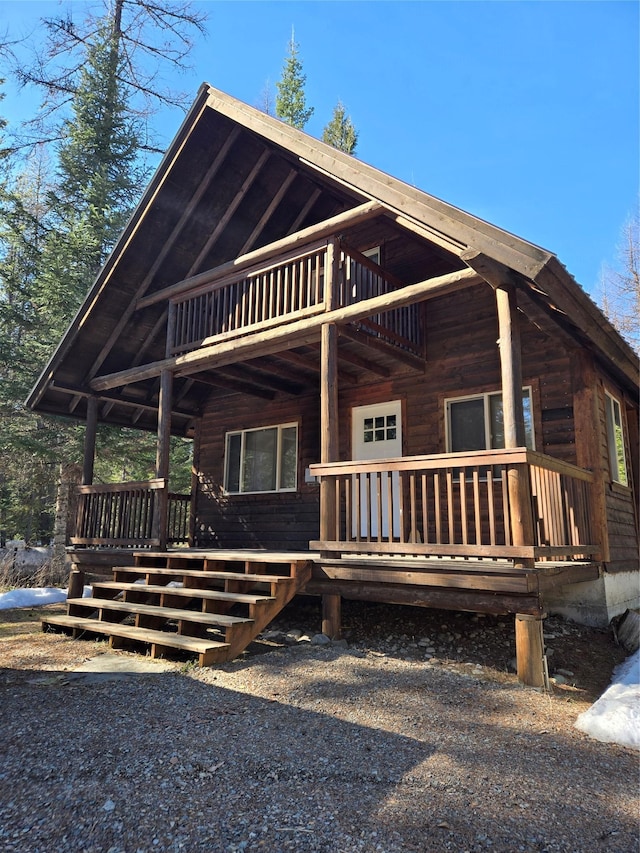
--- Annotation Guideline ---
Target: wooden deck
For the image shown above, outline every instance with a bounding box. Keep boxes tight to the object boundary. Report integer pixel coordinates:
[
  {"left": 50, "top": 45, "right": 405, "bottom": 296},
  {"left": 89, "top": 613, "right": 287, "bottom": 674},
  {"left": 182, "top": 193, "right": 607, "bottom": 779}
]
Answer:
[{"left": 46, "top": 547, "right": 600, "bottom": 684}]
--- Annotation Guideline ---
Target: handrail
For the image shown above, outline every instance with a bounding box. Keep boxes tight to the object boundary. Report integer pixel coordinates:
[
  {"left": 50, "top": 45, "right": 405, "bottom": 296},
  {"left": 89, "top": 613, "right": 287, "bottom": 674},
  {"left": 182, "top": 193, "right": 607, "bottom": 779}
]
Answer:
[
  {"left": 72, "top": 480, "right": 190, "bottom": 548},
  {"left": 167, "top": 235, "right": 424, "bottom": 357},
  {"left": 310, "top": 449, "right": 597, "bottom": 561}
]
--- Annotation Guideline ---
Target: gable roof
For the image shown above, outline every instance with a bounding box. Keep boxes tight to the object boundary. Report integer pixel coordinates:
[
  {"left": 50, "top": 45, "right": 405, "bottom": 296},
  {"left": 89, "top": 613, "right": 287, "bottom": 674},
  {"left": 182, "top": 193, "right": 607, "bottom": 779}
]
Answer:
[{"left": 27, "top": 84, "right": 638, "bottom": 434}]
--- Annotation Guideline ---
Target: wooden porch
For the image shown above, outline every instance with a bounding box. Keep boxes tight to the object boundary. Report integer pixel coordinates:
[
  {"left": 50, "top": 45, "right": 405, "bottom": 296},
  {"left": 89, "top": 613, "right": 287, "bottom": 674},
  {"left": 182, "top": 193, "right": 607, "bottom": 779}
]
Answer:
[
  {"left": 49, "top": 446, "right": 601, "bottom": 685},
  {"left": 45, "top": 545, "right": 599, "bottom": 678}
]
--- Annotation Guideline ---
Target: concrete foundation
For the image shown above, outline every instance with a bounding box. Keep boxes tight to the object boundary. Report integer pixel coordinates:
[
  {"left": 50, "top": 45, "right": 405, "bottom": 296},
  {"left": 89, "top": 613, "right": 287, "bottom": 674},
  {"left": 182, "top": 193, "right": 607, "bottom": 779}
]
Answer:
[{"left": 546, "top": 570, "right": 640, "bottom": 627}]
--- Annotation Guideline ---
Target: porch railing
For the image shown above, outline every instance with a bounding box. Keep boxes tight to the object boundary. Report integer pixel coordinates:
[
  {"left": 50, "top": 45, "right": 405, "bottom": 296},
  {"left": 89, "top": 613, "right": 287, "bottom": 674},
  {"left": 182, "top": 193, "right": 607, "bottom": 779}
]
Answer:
[
  {"left": 169, "top": 239, "right": 421, "bottom": 356},
  {"left": 309, "top": 448, "right": 597, "bottom": 561},
  {"left": 71, "top": 479, "right": 190, "bottom": 548}
]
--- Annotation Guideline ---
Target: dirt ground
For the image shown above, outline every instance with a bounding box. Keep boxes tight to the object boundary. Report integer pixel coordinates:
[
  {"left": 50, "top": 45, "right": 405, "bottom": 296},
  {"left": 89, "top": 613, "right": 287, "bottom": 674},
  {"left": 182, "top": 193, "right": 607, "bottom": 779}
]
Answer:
[
  {"left": 0, "top": 600, "right": 638, "bottom": 853},
  {"left": 0, "top": 596, "right": 629, "bottom": 702}
]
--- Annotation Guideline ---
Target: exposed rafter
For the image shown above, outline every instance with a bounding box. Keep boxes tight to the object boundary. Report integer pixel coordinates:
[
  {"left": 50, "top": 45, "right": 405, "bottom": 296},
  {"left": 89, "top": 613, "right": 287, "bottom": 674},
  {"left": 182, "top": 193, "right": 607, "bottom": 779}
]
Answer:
[{"left": 92, "top": 267, "right": 482, "bottom": 391}]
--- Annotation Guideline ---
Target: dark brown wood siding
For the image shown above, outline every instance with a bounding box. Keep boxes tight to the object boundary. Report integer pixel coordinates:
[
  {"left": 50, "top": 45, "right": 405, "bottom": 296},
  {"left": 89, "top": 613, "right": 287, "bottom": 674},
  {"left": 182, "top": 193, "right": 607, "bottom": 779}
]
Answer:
[{"left": 192, "top": 284, "right": 607, "bottom": 551}]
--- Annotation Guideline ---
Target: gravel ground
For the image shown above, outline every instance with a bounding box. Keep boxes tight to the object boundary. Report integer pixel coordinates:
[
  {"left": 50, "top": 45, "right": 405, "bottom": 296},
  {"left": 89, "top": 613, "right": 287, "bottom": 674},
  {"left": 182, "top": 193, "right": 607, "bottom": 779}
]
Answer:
[{"left": 0, "top": 600, "right": 638, "bottom": 853}]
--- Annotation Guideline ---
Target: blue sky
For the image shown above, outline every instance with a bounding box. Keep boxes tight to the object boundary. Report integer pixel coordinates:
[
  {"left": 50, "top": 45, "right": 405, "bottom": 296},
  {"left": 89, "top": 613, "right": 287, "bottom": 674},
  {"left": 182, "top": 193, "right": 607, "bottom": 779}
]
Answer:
[{"left": 2, "top": 1, "right": 638, "bottom": 296}]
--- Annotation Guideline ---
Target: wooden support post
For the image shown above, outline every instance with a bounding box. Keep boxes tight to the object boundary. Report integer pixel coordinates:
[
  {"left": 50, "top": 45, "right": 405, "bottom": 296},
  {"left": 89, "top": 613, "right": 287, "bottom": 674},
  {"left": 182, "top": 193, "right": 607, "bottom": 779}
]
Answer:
[
  {"left": 515, "top": 613, "right": 547, "bottom": 688},
  {"left": 495, "top": 285, "right": 536, "bottom": 568},
  {"left": 67, "top": 568, "right": 85, "bottom": 601},
  {"left": 155, "top": 369, "right": 173, "bottom": 550},
  {"left": 82, "top": 396, "right": 98, "bottom": 485},
  {"left": 571, "top": 350, "right": 609, "bottom": 561},
  {"left": 320, "top": 243, "right": 341, "bottom": 630},
  {"left": 322, "top": 592, "right": 341, "bottom": 640},
  {"left": 320, "top": 323, "right": 339, "bottom": 541}
]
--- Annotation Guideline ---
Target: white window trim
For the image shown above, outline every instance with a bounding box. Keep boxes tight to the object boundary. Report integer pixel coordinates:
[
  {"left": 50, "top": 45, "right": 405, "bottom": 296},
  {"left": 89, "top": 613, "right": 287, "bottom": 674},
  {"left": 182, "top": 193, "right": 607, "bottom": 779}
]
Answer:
[
  {"left": 444, "top": 387, "right": 535, "bottom": 453},
  {"left": 604, "top": 391, "right": 628, "bottom": 486},
  {"left": 224, "top": 422, "right": 298, "bottom": 495}
]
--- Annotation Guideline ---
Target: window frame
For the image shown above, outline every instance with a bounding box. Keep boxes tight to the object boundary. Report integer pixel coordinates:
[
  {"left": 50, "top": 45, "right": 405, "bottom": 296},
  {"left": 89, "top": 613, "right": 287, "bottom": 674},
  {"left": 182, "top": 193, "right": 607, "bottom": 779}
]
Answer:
[
  {"left": 444, "top": 387, "right": 535, "bottom": 454},
  {"left": 223, "top": 422, "right": 298, "bottom": 495},
  {"left": 604, "top": 391, "right": 629, "bottom": 486}
]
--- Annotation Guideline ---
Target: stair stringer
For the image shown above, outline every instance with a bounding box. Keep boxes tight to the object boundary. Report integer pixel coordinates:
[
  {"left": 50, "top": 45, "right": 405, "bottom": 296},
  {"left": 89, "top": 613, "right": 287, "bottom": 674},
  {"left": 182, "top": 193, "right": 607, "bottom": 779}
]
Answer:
[{"left": 218, "top": 560, "right": 312, "bottom": 664}]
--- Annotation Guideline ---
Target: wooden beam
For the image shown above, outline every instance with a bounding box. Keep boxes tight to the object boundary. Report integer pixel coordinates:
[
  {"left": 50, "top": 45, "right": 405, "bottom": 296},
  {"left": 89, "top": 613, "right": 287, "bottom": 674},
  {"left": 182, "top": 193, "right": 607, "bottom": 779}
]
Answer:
[
  {"left": 82, "top": 127, "right": 242, "bottom": 386},
  {"left": 186, "top": 149, "right": 271, "bottom": 276},
  {"left": 570, "top": 350, "right": 609, "bottom": 561},
  {"left": 189, "top": 371, "right": 275, "bottom": 400},
  {"left": 137, "top": 200, "right": 383, "bottom": 310},
  {"left": 495, "top": 283, "right": 536, "bottom": 570},
  {"left": 50, "top": 382, "right": 195, "bottom": 422},
  {"left": 239, "top": 168, "right": 297, "bottom": 255},
  {"left": 320, "top": 322, "right": 339, "bottom": 563},
  {"left": 82, "top": 396, "right": 98, "bottom": 485},
  {"left": 496, "top": 284, "right": 527, "bottom": 448},
  {"left": 304, "top": 579, "right": 543, "bottom": 616},
  {"left": 92, "top": 267, "right": 482, "bottom": 391},
  {"left": 155, "top": 370, "right": 173, "bottom": 481},
  {"left": 337, "top": 324, "right": 425, "bottom": 371},
  {"left": 275, "top": 348, "right": 360, "bottom": 384},
  {"left": 336, "top": 343, "right": 390, "bottom": 377},
  {"left": 515, "top": 613, "right": 547, "bottom": 688},
  {"left": 216, "top": 364, "right": 304, "bottom": 396},
  {"left": 321, "top": 593, "right": 341, "bottom": 640},
  {"left": 286, "top": 187, "right": 322, "bottom": 235}
]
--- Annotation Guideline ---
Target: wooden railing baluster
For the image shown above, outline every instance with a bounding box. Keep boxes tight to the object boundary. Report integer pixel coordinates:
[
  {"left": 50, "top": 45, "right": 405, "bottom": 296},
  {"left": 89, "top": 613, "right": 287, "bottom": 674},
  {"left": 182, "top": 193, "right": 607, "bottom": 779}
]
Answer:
[{"left": 309, "top": 450, "right": 597, "bottom": 561}]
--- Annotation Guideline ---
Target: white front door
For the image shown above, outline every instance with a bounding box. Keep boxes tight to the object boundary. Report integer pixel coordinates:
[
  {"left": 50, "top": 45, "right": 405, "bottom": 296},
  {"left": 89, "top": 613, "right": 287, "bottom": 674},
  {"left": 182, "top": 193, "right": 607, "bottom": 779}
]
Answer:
[{"left": 352, "top": 401, "right": 402, "bottom": 538}]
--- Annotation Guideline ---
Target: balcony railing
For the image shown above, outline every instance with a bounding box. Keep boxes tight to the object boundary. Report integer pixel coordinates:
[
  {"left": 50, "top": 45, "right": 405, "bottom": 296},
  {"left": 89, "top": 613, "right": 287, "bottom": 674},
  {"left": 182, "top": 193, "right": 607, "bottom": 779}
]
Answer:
[
  {"left": 71, "top": 479, "right": 190, "bottom": 548},
  {"left": 309, "top": 449, "right": 597, "bottom": 561},
  {"left": 168, "top": 239, "right": 421, "bottom": 356}
]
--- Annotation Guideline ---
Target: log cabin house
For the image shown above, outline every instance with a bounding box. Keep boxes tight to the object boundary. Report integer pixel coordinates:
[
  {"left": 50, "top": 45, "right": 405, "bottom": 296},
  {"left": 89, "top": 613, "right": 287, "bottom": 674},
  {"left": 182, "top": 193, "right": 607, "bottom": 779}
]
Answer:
[{"left": 29, "top": 85, "right": 639, "bottom": 686}]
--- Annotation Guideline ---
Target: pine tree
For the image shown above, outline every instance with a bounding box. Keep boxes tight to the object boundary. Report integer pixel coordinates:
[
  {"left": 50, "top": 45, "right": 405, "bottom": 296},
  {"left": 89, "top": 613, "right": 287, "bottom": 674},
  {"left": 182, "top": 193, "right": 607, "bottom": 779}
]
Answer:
[
  {"left": 275, "top": 32, "right": 314, "bottom": 130},
  {"left": 0, "top": 3, "right": 204, "bottom": 542},
  {"left": 322, "top": 101, "right": 358, "bottom": 154}
]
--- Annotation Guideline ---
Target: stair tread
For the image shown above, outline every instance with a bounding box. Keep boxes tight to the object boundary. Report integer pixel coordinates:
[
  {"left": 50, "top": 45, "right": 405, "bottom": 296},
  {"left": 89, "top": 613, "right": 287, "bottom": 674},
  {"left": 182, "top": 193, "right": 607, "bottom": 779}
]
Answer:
[
  {"left": 113, "top": 567, "right": 292, "bottom": 583},
  {"left": 66, "top": 599, "right": 252, "bottom": 626},
  {"left": 42, "top": 615, "right": 228, "bottom": 652},
  {"left": 92, "top": 580, "right": 274, "bottom": 604}
]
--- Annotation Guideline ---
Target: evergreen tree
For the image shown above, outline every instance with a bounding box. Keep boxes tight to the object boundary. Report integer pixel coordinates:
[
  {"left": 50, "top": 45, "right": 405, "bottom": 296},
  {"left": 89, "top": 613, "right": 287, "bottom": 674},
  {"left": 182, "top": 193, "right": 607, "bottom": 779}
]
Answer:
[
  {"left": 15, "top": 0, "right": 208, "bottom": 154},
  {"left": 35, "top": 17, "right": 144, "bottom": 349},
  {"left": 0, "top": 3, "right": 204, "bottom": 543},
  {"left": 275, "top": 32, "right": 314, "bottom": 130},
  {"left": 322, "top": 101, "right": 358, "bottom": 154}
]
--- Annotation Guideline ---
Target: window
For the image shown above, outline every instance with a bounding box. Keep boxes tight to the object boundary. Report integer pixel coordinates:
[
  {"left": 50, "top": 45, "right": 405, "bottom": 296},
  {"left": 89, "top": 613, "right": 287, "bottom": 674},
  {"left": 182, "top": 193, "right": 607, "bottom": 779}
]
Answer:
[
  {"left": 224, "top": 423, "right": 298, "bottom": 494},
  {"left": 363, "top": 413, "right": 397, "bottom": 443},
  {"left": 605, "top": 392, "right": 628, "bottom": 485},
  {"left": 362, "top": 246, "right": 381, "bottom": 266},
  {"left": 446, "top": 389, "right": 534, "bottom": 452}
]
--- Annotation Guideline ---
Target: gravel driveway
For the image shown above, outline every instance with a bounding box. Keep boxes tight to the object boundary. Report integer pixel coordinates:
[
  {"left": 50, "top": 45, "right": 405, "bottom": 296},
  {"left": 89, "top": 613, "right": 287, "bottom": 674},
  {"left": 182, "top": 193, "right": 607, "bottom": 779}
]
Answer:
[{"left": 0, "top": 603, "right": 638, "bottom": 853}]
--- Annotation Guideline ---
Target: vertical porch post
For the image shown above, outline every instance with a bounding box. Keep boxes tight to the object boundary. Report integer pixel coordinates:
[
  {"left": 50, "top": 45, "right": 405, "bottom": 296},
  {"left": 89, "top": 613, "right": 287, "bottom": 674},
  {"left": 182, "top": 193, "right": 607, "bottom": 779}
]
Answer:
[
  {"left": 155, "top": 368, "right": 173, "bottom": 550},
  {"left": 495, "top": 284, "right": 545, "bottom": 688},
  {"left": 319, "top": 237, "right": 341, "bottom": 638},
  {"left": 82, "top": 395, "right": 98, "bottom": 486}
]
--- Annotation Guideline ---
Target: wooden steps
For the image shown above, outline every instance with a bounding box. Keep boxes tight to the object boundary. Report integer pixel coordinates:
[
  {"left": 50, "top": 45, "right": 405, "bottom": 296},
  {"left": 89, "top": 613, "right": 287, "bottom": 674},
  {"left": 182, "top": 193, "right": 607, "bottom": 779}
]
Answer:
[
  {"left": 43, "top": 554, "right": 311, "bottom": 666},
  {"left": 42, "top": 614, "right": 229, "bottom": 666}
]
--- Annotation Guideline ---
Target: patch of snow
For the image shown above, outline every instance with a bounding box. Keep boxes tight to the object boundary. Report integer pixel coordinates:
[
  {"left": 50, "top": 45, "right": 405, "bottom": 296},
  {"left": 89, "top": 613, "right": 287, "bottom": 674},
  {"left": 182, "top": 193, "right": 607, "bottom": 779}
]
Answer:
[
  {"left": 575, "top": 649, "right": 640, "bottom": 751},
  {"left": 0, "top": 587, "right": 67, "bottom": 609}
]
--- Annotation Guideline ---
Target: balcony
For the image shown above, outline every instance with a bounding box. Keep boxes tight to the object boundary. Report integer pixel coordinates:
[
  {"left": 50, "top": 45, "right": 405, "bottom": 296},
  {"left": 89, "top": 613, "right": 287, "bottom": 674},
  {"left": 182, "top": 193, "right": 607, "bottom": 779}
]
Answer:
[{"left": 167, "top": 239, "right": 422, "bottom": 358}]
